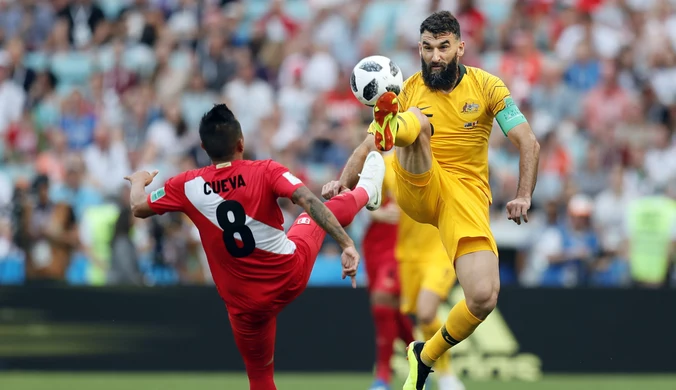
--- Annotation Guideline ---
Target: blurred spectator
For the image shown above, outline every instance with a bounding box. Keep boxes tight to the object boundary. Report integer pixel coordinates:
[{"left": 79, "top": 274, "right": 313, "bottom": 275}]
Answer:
[
  {"left": 6, "top": 38, "right": 36, "bottom": 92},
  {"left": 644, "top": 125, "right": 676, "bottom": 189},
  {"left": 302, "top": 43, "right": 339, "bottom": 94},
  {"left": 582, "top": 59, "right": 636, "bottom": 139},
  {"left": 540, "top": 194, "right": 601, "bottom": 287},
  {"left": 499, "top": 30, "right": 543, "bottom": 104},
  {"left": 59, "top": 89, "right": 97, "bottom": 151},
  {"left": 27, "top": 201, "right": 78, "bottom": 284},
  {"left": 594, "top": 165, "right": 632, "bottom": 258},
  {"left": 197, "top": 30, "right": 238, "bottom": 91},
  {"left": 108, "top": 206, "right": 143, "bottom": 286},
  {"left": 152, "top": 37, "right": 190, "bottom": 104},
  {"left": 625, "top": 187, "right": 676, "bottom": 288},
  {"left": 521, "top": 199, "right": 563, "bottom": 287},
  {"left": 57, "top": 0, "right": 106, "bottom": 49},
  {"left": 0, "top": 50, "right": 26, "bottom": 136},
  {"left": 181, "top": 72, "right": 219, "bottom": 130},
  {"left": 455, "top": 0, "right": 486, "bottom": 49},
  {"left": 555, "top": 11, "right": 623, "bottom": 63},
  {"left": 563, "top": 40, "right": 601, "bottom": 93},
  {"left": 574, "top": 143, "right": 608, "bottom": 197},
  {"left": 49, "top": 155, "right": 102, "bottom": 220},
  {"left": 222, "top": 53, "right": 275, "bottom": 136},
  {"left": 144, "top": 100, "right": 198, "bottom": 175},
  {"left": 529, "top": 59, "right": 582, "bottom": 126},
  {"left": 83, "top": 124, "right": 131, "bottom": 197},
  {"left": 103, "top": 40, "right": 138, "bottom": 96}
]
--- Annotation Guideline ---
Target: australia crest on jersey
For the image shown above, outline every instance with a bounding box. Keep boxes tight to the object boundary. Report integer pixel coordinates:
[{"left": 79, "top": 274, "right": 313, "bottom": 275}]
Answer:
[{"left": 461, "top": 101, "right": 480, "bottom": 114}]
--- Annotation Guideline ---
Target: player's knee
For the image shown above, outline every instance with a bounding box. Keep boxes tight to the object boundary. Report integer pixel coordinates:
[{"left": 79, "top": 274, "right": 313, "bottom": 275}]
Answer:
[
  {"left": 371, "top": 291, "right": 399, "bottom": 308},
  {"left": 407, "top": 108, "right": 432, "bottom": 140},
  {"left": 416, "top": 307, "right": 437, "bottom": 326},
  {"left": 466, "top": 283, "right": 499, "bottom": 319}
]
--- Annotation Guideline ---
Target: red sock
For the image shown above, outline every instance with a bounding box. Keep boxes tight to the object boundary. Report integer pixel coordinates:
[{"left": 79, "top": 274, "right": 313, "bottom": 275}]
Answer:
[
  {"left": 397, "top": 312, "right": 415, "bottom": 345},
  {"left": 372, "top": 304, "right": 399, "bottom": 384},
  {"left": 324, "top": 187, "right": 369, "bottom": 227}
]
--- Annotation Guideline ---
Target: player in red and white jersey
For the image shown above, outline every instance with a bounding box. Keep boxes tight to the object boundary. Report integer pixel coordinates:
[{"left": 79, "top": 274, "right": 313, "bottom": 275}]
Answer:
[{"left": 124, "top": 104, "right": 386, "bottom": 390}]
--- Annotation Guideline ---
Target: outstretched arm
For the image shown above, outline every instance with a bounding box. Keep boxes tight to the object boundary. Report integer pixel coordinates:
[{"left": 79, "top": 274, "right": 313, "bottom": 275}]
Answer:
[
  {"left": 322, "top": 134, "right": 377, "bottom": 199},
  {"left": 340, "top": 134, "right": 377, "bottom": 189},
  {"left": 291, "top": 186, "right": 354, "bottom": 249},
  {"left": 125, "top": 170, "right": 159, "bottom": 219}
]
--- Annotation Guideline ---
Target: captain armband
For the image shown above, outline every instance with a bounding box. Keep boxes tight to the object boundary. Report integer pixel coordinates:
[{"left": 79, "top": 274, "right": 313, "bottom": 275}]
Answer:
[{"left": 495, "top": 97, "right": 527, "bottom": 136}]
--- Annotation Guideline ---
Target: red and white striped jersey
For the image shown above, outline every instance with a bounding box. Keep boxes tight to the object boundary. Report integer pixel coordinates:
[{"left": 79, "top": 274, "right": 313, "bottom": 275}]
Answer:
[{"left": 146, "top": 159, "right": 305, "bottom": 308}]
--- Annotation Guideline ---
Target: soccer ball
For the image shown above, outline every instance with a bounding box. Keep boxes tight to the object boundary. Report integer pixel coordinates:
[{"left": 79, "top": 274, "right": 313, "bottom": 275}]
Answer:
[{"left": 350, "top": 55, "right": 404, "bottom": 107}]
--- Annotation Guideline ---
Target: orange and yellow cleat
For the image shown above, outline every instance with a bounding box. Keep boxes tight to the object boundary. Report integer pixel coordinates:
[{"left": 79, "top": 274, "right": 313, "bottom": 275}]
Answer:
[{"left": 371, "top": 91, "right": 399, "bottom": 152}]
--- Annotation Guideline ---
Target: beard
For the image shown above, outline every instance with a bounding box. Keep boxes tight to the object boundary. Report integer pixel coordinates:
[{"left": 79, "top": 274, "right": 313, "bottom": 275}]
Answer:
[{"left": 421, "top": 55, "right": 460, "bottom": 92}]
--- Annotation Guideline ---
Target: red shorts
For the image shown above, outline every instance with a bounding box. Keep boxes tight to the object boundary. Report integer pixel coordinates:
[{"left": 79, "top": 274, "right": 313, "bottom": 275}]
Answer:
[
  {"left": 363, "top": 223, "right": 400, "bottom": 295},
  {"left": 227, "top": 212, "right": 325, "bottom": 375}
]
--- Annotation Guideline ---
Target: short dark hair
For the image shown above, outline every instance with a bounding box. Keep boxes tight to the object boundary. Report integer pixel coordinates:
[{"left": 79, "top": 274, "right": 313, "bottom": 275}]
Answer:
[
  {"left": 199, "top": 104, "right": 243, "bottom": 160},
  {"left": 420, "top": 11, "right": 461, "bottom": 39}
]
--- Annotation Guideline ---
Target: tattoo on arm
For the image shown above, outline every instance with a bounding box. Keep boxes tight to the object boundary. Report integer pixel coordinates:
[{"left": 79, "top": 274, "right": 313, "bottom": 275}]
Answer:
[{"left": 291, "top": 186, "right": 354, "bottom": 249}]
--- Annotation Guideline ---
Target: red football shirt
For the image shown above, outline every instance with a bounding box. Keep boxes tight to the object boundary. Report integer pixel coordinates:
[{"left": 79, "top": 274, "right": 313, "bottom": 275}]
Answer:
[{"left": 147, "top": 159, "right": 305, "bottom": 311}]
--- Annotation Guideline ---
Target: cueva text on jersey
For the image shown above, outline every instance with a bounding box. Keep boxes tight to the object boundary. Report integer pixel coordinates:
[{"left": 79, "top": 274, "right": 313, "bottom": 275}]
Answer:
[{"left": 203, "top": 174, "right": 247, "bottom": 195}]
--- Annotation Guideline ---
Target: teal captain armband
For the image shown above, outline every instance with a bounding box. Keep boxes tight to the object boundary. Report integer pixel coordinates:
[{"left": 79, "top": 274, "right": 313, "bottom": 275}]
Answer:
[{"left": 495, "top": 96, "right": 527, "bottom": 136}]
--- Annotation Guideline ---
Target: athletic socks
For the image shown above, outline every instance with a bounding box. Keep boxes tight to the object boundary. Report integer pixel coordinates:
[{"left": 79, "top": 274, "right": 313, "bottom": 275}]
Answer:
[
  {"left": 323, "top": 187, "right": 369, "bottom": 227},
  {"left": 421, "top": 299, "right": 483, "bottom": 364},
  {"left": 420, "top": 318, "right": 450, "bottom": 374},
  {"left": 372, "top": 305, "right": 399, "bottom": 383},
  {"left": 397, "top": 312, "right": 415, "bottom": 345}
]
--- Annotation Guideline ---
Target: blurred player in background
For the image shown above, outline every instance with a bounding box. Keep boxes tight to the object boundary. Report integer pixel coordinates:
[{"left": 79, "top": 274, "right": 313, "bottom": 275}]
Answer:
[
  {"left": 324, "top": 11, "right": 540, "bottom": 390},
  {"left": 124, "top": 104, "right": 386, "bottom": 390},
  {"left": 362, "top": 152, "right": 415, "bottom": 390}
]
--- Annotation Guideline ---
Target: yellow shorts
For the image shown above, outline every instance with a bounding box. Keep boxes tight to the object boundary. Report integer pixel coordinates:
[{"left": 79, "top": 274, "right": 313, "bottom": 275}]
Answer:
[
  {"left": 391, "top": 157, "right": 498, "bottom": 263},
  {"left": 399, "top": 253, "right": 456, "bottom": 314}
]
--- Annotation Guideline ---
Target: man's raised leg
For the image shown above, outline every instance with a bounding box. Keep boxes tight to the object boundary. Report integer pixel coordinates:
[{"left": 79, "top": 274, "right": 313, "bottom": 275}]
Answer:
[
  {"left": 371, "top": 91, "right": 432, "bottom": 153},
  {"left": 288, "top": 151, "right": 386, "bottom": 278}
]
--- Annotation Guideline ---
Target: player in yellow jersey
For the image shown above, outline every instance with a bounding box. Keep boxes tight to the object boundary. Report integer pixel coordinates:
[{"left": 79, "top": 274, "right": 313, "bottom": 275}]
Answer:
[
  {"left": 323, "top": 11, "right": 540, "bottom": 390},
  {"left": 381, "top": 154, "right": 464, "bottom": 390}
]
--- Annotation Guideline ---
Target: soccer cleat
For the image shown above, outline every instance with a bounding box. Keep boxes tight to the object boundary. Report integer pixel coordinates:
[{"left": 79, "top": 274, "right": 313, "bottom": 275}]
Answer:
[
  {"left": 403, "top": 342, "right": 433, "bottom": 390},
  {"left": 368, "top": 379, "right": 390, "bottom": 390},
  {"left": 356, "top": 151, "right": 386, "bottom": 211},
  {"left": 372, "top": 91, "right": 399, "bottom": 152}
]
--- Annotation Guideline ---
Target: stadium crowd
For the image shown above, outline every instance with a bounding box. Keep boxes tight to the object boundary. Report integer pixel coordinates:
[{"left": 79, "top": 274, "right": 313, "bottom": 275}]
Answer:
[{"left": 0, "top": 0, "right": 675, "bottom": 288}]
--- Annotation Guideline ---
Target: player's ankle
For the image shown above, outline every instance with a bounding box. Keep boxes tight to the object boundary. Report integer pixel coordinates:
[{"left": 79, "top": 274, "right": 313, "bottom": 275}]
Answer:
[
  {"left": 356, "top": 181, "right": 377, "bottom": 202},
  {"left": 420, "top": 349, "right": 435, "bottom": 368}
]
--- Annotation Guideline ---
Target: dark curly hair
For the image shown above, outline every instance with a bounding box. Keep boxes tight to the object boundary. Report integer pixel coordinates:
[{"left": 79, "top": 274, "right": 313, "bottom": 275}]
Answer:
[{"left": 420, "top": 11, "right": 461, "bottom": 39}]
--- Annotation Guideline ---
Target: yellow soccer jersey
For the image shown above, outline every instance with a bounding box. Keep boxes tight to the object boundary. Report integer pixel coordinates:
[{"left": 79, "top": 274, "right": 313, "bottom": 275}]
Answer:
[
  {"left": 382, "top": 154, "right": 448, "bottom": 263},
  {"left": 397, "top": 64, "right": 512, "bottom": 204}
]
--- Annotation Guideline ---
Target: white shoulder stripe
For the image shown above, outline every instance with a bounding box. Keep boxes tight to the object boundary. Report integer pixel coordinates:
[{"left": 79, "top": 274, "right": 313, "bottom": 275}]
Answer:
[{"left": 184, "top": 176, "right": 296, "bottom": 255}]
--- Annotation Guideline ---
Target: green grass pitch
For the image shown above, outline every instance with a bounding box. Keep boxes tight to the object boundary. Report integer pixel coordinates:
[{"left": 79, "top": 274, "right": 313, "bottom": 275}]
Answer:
[{"left": 1, "top": 373, "right": 676, "bottom": 390}]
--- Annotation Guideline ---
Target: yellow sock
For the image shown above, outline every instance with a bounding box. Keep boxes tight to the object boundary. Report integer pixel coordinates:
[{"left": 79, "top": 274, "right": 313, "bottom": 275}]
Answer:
[
  {"left": 394, "top": 111, "right": 421, "bottom": 147},
  {"left": 420, "top": 318, "right": 450, "bottom": 374},
  {"left": 421, "top": 299, "right": 483, "bottom": 363}
]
